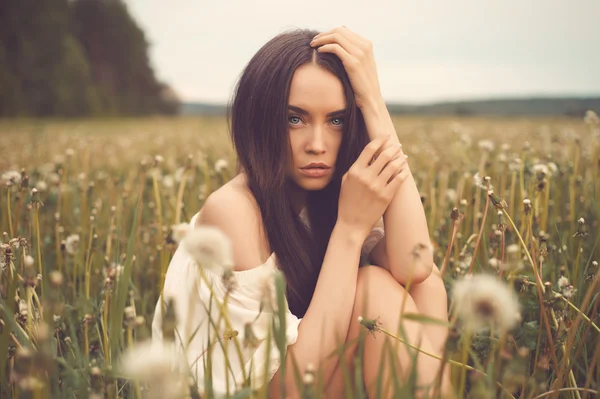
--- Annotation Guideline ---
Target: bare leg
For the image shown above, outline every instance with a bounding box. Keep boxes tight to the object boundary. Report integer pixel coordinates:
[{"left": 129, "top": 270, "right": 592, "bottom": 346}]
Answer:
[
  {"left": 325, "top": 266, "right": 451, "bottom": 398},
  {"left": 408, "top": 264, "right": 449, "bottom": 354}
]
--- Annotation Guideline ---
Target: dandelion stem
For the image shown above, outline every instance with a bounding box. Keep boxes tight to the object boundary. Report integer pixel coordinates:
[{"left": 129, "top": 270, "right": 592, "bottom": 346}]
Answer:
[
  {"left": 375, "top": 325, "right": 516, "bottom": 399},
  {"left": 441, "top": 218, "right": 458, "bottom": 277},
  {"left": 7, "top": 189, "right": 13, "bottom": 238},
  {"left": 457, "top": 330, "right": 470, "bottom": 398},
  {"left": 468, "top": 191, "right": 490, "bottom": 274},
  {"left": 197, "top": 268, "right": 248, "bottom": 383}
]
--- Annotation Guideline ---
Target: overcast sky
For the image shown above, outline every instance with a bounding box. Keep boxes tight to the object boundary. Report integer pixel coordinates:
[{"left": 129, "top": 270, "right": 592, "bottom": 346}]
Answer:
[{"left": 124, "top": 0, "right": 600, "bottom": 104}]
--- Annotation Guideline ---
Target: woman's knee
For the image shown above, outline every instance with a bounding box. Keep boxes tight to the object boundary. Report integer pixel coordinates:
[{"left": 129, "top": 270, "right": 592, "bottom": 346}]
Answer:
[{"left": 355, "top": 265, "right": 413, "bottom": 315}]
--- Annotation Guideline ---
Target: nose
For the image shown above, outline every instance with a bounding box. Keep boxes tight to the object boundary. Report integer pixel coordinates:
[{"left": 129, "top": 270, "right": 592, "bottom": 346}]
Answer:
[{"left": 305, "top": 126, "right": 326, "bottom": 154}]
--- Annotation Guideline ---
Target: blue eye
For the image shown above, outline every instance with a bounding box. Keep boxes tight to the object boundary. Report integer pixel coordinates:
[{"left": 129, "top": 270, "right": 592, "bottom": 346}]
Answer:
[
  {"left": 331, "top": 117, "right": 344, "bottom": 126},
  {"left": 288, "top": 115, "right": 302, "bottom": 125}
]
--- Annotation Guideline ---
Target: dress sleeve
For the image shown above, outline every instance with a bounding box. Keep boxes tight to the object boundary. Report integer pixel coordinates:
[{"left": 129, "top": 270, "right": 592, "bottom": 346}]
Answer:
[
  {"left": 360, "top": 217, "right": 385, "bottom": 266},
  {"left": 151, "top": 244, "right": 301, "bottom": 395}
]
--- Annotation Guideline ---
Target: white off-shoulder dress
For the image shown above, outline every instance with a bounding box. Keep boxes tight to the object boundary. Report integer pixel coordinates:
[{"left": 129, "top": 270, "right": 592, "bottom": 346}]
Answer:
[{"left": 151, "top": 207, "right": 384, "bottom": 394}]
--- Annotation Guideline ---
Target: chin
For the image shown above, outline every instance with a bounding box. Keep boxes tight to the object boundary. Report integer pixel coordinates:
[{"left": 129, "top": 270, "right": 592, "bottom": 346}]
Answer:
[{"left": 293, "top": 175, "right": 333, "bottom": 191}]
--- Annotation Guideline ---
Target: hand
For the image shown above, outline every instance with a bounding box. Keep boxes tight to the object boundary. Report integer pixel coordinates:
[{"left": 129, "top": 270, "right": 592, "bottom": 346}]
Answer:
[
  {"left": 337, "top": 136, "right": 410, "bottom": 240},
  {"left": 310, "top": 26, "right": 382, "bottom": 111}
]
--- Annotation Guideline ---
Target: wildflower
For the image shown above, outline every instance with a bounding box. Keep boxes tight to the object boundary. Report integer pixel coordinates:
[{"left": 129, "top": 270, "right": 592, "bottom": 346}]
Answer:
[
  {"left": 508, "top": 158, "right": 522, "bottom": 172},
  {"left": 1, "top": 171, "right": 21, "bottom": 187},
  {"left": 557, "top": 276, "right": 569, "bottom": 290},
  {"left": 451, "top": 274, "right": 520, "bottom": 334},
  {"left": 584, "top": 110, "right": 599, "bottom": 125},
  {"left": 162, "top": 175, "right": 175, "bottom": 189},
  {"left": 446, "top": 188, "right": 457, "bottom": 203},
  {"left": 478, "top": 140, "right": 495, "bottom": 152},
  {"left": 24, "top": 255, "right": 34, "bottom": 267},
  {"left": 181, "top": 226, "right": 234, "bottom": 273},
  {"left": 506, "top": 244, "right": 519, "bottom": 255},
  {"left": 557, "top": 276, "right": 577, "bottom": 299},
  {"left": 473, "top": 172, "right": 490, "bottom": 190},
  {"left": 532, "top": 164, "right": 549, "bottom": 176},
  {"left": 65, "top": 234, "right": 80, "bottom": 255},
  {"left": 573, "top": 218, "right": 588, "bottom": 238},
  {"left": 169, "top": 223, "right": 190, "bottom": 244},
  {"left": 153, "top": 155, "right": 164, "bottom": 165},
  {"left": 214, "top": 159, "right": 228, "bottom": 173},
  {"left": 523, "top": 199, "right": 532, "bottom": 214},
  {"left": 119, "top": 340, "right": 189, "bottom": 399},
  {"left": 488, "top": 258, "right": 500, "bottom": 270},
  {"left": 35, "top": 181, "right": 48, "bottom": 192},
  {"left": 547, "top": 162, "right": 558, "bottom": 176}
]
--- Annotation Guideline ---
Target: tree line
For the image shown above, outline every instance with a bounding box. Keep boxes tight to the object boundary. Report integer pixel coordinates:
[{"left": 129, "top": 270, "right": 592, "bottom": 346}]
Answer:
[{"left": 0, "top": 0, "right": 180, "bottom": 118}]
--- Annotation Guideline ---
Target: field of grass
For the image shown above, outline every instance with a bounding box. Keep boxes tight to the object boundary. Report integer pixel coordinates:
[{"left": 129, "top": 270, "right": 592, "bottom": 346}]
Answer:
[{"left": 0, "top": 114, "right": 599, "bottom": 398}]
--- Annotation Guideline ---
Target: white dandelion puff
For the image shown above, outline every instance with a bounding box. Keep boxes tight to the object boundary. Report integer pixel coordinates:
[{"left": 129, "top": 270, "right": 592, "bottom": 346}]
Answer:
[
  {"left": 170, "top": 223, "right": 190, "bottom": 244},
  {"left": 1, "top": 171, "right": 21, "bottom": 186},
  {"left": 477, "top": 140, "right": 495, "bottom": 152},
  {"left": 162, "top": 175, "right": 175, "bottom": 189},
  {"left": 181, "top": 226, "right": 234, "bottom": 273},
  {"left": 473, "top": 172, "right": 492, "bottom": 190},
  {"left": 35, "top": 181, "right": 48, "bottom": 192},
  {"left": 533, "top": 164, "right": 549, "bottom": 176},
  {"left": 584, "top": 110, "right": 599, "bottom": 125},
  {"left": 214, "top": 159, "right": 228, "bottom": 173},
  {"left": 557, "top": 276, "right": 569, "bottom": 290},
  {"left": 65, "top": 234, "right": 80, "bottom": 255},
  {"left": 119, "top": 341, "right": 189, "bottom": 399},
  {"left": 451, "top": 274, "right": 520, "bottom": 334}
]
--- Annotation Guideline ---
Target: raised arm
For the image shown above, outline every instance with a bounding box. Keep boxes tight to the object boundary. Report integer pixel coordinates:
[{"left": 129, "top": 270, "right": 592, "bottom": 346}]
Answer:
[{"left": 269, "top": 136, "right": 409, "bottom": 397}]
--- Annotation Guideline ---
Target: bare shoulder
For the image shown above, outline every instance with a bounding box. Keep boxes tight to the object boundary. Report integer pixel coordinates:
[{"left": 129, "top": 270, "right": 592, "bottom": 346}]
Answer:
[{"left": 195, "top": 174, "right": 270, "bottom": 271}]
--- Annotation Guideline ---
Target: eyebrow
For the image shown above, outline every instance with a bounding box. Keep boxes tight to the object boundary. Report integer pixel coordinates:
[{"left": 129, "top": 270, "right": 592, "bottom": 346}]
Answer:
[{"left": 287, "top": 105, "right": 346, "bottom": 117}]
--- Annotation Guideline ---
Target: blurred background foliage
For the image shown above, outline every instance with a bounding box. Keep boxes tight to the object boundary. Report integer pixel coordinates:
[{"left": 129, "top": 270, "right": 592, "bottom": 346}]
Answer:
[{"left": 0, "top": 0, "right": 180, "bottom": 118}]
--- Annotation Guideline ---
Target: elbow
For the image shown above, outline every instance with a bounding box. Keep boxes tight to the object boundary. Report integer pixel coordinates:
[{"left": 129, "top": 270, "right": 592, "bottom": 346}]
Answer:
[{"left": 391, "top": 254, "right": 434, "bottom": 286}]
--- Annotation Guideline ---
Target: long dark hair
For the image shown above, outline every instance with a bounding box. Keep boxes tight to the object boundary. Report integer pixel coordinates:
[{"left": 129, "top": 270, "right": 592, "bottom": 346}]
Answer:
[{"left": 227, "top": 29, "right": 369, "bottom": 317}]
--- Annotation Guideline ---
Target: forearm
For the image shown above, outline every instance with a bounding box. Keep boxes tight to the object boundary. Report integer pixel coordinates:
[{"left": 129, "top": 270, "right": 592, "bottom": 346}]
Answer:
[
  {"left": 362, "top": 99, "right": 433, "bottom": 283},
  {"left": 383, "top": 164, "right": 433, "bottom": 283},
  {"left": 269, "top": 223, "right": 363, "bottom": 396}
]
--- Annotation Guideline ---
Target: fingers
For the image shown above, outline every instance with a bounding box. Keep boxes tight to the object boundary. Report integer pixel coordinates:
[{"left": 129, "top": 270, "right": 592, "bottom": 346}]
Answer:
[
  {"left": 382, "top": 165, "right": 411, "bottom": 196},
  {"left": 378, "top": 155, "right": 409, "bottom": 186},
  {"left": 368, "top": 143, "right": 404, "bottom": 176},
  {"left": 313, "top": 26, "right": 371, "bottom": 52},
  {"left": 311, "top": 32, "right": 362, "bottom": 57},
  {"left": 355, "top": 136, "right": 391, "bottom": 168}
]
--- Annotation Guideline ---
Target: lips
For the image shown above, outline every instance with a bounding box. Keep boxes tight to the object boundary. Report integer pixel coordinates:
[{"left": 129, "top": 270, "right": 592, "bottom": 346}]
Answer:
[{"left": 300, "top": 162, "right": 331, "bottom": 170}]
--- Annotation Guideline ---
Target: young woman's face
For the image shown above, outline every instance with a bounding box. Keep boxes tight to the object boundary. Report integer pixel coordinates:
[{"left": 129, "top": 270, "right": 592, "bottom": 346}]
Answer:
[{"left": 286, "top": 63, "right": 346, "bottom": 192}]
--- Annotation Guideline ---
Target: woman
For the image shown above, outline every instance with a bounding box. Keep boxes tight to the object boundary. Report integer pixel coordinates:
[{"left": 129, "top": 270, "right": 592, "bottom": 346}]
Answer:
[{"left": 152, "top": 27, "right": 451, "bottom": 398}]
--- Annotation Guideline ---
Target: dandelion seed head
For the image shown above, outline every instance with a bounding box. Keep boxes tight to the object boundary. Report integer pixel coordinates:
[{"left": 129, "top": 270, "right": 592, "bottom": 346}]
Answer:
[
  {"left": 478, "top": 140, "right": 495, "bottom": 152},
  {"left": 1, "top": 171, "right": 21, "bottom": 187},
  {"left": 169, "top": 223, "right": 190, "bottom": 244},
  {"left": 214, "top": 159, "right": 228, "bottom": 173},
  {"left": 181, "top": 226, "right": 234, "bottom": 273},
  {"left": 452, "top": 274, "right": 520, "bottom": 334},
  {"left": 533, "top": 164, "right": 549, "bottom": 176},
  {"left": 584, "top": 110, "right": 600, "bottom": 125},
  {"left": 557, "top": 276, "right": 569, "bottom": 290},
  {"left": 35, "top": 181, "right": 48, "bottom": 192},
  {"left": 65, "top": 234, "right": 80, "bottom": 255},
  {"left": 119, "top": 341, "right": 189, "bottom": 399}
]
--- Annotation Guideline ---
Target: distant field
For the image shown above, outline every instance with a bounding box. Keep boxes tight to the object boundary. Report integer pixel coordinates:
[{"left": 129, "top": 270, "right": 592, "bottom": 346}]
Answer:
[{"left": 1, "top": 115, "right": 599, "bottom": 398}]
